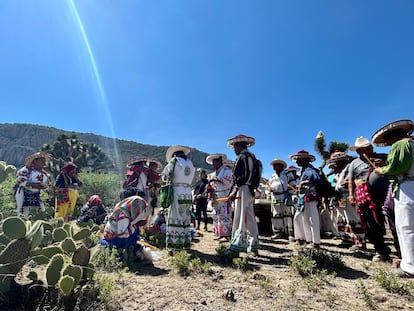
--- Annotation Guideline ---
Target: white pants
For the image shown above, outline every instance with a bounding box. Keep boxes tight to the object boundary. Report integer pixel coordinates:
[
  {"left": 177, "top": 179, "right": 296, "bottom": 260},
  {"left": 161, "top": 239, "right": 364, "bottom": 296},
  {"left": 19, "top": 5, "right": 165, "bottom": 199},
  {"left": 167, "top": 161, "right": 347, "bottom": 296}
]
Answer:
[
  {"left": 294, "top": 201, "right": 320, "bottom": 244},
  {"left": 395, "top": 180, "right": 414, "bottom": 274}
]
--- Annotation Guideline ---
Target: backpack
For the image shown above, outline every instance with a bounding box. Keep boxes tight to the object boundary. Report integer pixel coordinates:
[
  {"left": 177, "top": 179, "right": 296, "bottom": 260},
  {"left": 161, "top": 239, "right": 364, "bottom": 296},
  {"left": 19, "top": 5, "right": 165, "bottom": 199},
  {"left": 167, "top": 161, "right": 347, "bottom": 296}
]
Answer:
[
  {"left": 311, "top": 166, "right": 335, "bottom": 199},
  {"left": 246, "top": 152, "right": 263, "bottom": 193}
]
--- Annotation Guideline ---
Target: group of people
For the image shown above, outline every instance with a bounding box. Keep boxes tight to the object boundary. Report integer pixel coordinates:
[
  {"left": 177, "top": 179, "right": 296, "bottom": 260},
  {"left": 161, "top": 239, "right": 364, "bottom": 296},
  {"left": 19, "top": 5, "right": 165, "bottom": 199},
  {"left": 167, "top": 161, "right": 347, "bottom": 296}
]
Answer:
[
  {"left": 11, "top": 119, "right": 414, "bottom": 278},
  {"left": 263, "top": 119, "right": 414, "bottom": 278}
]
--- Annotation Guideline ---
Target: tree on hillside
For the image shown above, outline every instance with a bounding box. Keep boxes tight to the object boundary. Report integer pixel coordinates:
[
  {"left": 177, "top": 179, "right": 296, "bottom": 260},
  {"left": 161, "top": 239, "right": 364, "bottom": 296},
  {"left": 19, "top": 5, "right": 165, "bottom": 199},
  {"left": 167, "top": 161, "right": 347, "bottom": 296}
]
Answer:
[{"left": 41, "top": 134, "right": 114, "bottom": 177}]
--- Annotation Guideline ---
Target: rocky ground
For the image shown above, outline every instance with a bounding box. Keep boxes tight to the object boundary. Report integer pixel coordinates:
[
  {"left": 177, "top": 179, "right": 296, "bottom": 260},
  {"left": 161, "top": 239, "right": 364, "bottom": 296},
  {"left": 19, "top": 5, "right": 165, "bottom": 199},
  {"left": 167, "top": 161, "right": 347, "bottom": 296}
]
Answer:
[{"left": 102, "top": 224, "right": 414, "bottom": 311}]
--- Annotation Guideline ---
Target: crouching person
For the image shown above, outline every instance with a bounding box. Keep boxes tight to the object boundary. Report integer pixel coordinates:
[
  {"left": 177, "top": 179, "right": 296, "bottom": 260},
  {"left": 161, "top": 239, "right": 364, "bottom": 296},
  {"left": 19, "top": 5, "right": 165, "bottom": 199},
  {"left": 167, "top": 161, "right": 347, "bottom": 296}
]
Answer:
[{"left": 100, "top": 193, "right": 152, "bottom": 259}]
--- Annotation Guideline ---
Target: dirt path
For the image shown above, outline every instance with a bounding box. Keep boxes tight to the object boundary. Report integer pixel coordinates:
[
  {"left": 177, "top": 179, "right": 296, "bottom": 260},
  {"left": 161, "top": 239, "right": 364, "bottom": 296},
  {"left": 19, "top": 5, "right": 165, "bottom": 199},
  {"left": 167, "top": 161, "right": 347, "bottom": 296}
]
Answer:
[{"left": 109, "top": 226, "right": 412, "bottom": 311}]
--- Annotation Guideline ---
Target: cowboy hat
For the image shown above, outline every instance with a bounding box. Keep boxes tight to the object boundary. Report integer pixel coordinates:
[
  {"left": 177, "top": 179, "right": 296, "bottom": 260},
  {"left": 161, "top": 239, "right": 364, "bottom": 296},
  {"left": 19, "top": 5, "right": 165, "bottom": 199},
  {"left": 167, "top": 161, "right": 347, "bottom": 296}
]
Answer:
[
  {"left": 349, "top": 136, "right": 372, "bottom": 151},
  {"left": 227, "top": 134, "right": 255, "bottom": 148},
  {"left": 289, "top": 150, "right": 316, "bottom": 162},
  {"left": 206, "top": 153, "right": 227, "bottom": 165},
  {"left": 127, "top": 156, "right": 148, "bottom": 167},
  {"left": 269, "top": 158, "right": 287, "bottom": 168},
  {"left": 371, "top": 119, "right": 414, "bottom": 147},
  {"left": 25, "top": 152, "right": 51, "bottom": 167},
  {"left": 166, "top": 145, "right": 191, "bottom": 162}
]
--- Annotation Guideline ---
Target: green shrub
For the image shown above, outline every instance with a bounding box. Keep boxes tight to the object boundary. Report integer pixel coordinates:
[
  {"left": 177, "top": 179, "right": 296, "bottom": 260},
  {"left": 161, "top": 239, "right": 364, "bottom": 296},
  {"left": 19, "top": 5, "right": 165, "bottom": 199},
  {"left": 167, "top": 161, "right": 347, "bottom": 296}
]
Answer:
[
  {"left": 232, "top": 257, "right": 248, "bottom": 271},
  {"left": 374, "top": 269, "right": 414, "bottom": 295},
  {"left": 190, "top": 257, "right": 212, "bottom": 274},
  {"left": 289, "top": 248, "right": 343, "bottom": 277},
  {"left": 170, "top": 250, "right": 190, "bottom": 275},
  {"left": 92, "top": 247, "right": 124, "bottom": 272}
]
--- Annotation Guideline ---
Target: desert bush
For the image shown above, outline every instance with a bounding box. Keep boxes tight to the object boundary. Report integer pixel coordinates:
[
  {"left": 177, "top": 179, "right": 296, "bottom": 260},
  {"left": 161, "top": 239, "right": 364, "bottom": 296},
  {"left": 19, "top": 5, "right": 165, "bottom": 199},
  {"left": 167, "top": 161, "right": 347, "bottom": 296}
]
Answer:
[
  {"left": 94, "top": 274, "right": 118, "bottom": 304},
  {"left": 289, "top": 248, "right": 344, "bottom": 277},
  {"left": 374, "top": 269, "right": 414, "bottom": 295},
  {"left": 78, "top": 172, "right": 122, "bottom": 211},
  {"left": 92, "top": 246, "right": 124, "bottom": 272},
  {"left": 170, "top": 250, "right": 191, "bottom": 275},
  {"left": 216, "top": 244, "right": 239, "bottom": 264},
  {"left": 0, "top": 176, "right": 17, "bottom": 217},
  {"left": 190, "top": 257, "right": 212, "bottom": 274},
  {"left": 232, "top": 257, "right": 248, "bottom": 271}
]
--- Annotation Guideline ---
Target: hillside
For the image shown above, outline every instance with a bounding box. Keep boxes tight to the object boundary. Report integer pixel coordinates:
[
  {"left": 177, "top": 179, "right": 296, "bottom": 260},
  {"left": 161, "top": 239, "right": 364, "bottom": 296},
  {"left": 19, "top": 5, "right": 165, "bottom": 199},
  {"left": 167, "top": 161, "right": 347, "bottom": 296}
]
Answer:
[{"left": 0, "top": 123, "right": 211, "bottom": 171}]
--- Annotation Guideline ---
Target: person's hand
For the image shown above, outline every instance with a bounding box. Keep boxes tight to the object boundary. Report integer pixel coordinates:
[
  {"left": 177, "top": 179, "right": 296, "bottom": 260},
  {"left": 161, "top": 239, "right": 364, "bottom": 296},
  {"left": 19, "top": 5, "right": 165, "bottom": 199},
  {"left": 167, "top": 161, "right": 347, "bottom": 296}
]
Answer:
[
  {"left": 374, "top": 168, "right": 382, "bottom": 175},
  {"left": 349, "top": 195, "right": 356, "bottom": 206},
  {"left": 228, "top": 188, "right": 238, "bottom": 201}
]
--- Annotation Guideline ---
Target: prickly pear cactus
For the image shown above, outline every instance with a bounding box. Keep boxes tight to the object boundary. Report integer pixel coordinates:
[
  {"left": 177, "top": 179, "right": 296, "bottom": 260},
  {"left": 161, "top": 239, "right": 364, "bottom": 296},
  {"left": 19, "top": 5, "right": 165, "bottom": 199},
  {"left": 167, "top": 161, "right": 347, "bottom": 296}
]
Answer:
[
  {"left": 59, "top": 275, "right": 75, "bottom": 296},
  {"left": 0, "top": 238, "right": 31, "bottom": 274},
  {"left": 62, "top": 264, "right": 82, "bottom": 287},
  {"left": 2, "top": 217, "right": 27, "bottom": 240},
  {"left": 46, "top": 254, "right": 65, "bottom": 286},
  {"left": 61, "top": 237, "right": 77, "bottom": 253}
]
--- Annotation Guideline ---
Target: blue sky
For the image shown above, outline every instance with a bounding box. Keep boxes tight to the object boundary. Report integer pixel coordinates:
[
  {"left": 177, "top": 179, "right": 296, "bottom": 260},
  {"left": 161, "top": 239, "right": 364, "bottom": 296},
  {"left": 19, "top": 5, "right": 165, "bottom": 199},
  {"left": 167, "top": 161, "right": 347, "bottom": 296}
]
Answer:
[{"left": 0, "top": 0, "right": 413, "bottom": 178}]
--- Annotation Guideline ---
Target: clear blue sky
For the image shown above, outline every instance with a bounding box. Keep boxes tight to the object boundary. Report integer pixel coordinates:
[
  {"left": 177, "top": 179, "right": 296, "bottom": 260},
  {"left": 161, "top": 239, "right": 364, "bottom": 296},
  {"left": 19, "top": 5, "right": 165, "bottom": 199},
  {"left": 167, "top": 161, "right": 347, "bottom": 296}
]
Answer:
[{"left": 0, "top": 0, "right": 413, "bottom": 178}]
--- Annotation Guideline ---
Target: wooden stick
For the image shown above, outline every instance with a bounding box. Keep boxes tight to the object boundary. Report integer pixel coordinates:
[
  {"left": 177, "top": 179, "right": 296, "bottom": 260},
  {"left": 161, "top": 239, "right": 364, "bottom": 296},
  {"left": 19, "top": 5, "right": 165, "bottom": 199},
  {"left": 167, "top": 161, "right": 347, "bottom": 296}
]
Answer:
[
  {"left": 362, "top": 153, "right": 377, "bottom": 169},
  {"left": 215, "top": 196, "right": 241, "bottom": 202}
]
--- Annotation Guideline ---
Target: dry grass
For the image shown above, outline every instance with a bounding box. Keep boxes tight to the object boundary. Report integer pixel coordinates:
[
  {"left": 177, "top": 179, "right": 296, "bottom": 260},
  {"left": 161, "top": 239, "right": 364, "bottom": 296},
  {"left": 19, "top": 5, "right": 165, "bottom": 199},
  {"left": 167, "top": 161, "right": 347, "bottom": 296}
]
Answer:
[{"left": 107, "top": 229, "right": 414, "bottom": 311}]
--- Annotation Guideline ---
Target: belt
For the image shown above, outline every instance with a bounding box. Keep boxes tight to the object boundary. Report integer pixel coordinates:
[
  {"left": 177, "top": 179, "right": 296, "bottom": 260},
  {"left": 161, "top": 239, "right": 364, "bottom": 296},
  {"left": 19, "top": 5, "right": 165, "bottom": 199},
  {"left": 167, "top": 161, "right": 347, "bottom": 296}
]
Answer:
[{"left": 173, "top": 183, "right": 190, "bottom": 187}]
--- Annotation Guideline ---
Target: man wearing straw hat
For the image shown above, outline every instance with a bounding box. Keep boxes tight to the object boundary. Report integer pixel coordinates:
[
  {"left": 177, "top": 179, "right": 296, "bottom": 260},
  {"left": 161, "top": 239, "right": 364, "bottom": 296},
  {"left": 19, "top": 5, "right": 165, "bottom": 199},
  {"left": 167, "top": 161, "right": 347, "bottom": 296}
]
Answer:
[
  {"left": 371, "top": 119, "right": 414, "bottom": 277},
  {"left": 14, "top": 152, "right": 51, "bottom": 217},
  {"left": 206, "top": 153, "right": 233, "bottom": 240},
  {"left": 162, "top": 145, "right": 195, "bottom": 253},
  {"left": 227, "top": 134, "right": 260, "bottom": 256},
  {"left": 289, "top": 150, "right": 322, "bottom": 249},
  {"left": 348, "top": 136, "right": 391, "bottom": 262},
  {"left": 267, "top": 158, "right": 296, "bottom": 239}
]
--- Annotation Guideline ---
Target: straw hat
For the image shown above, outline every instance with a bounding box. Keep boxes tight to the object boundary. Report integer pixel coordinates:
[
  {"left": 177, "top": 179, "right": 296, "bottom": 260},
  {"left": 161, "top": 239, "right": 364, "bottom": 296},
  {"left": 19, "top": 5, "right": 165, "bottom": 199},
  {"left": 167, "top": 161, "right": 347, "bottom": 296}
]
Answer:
[
  {"left": 349, "top": 136, "right": 372, "bottom": 151},
  {"left": 206, "top": 153, "right": 227, "bottom": 165},
  {"left": 289, "top": 150, "right": 316, "bottom": 162},
  {"left": 25, "top": 152, "right": 51, "bottom": 167},
  {"left": 327, "top": 151, "right": 349, "bottom": 164},
  {"left": 147, "top": 158, "right": 163, "bottom": 170},
  {"left": 270, "top": 158, "right": 287, "bottom": 168},
  {"left": 127, "top": 156, "right": 148, "bottom": 167},
  {"left": 61, "top": 161, "right": 78, "bottom": 174},
  {"left": 286, "top": 165, "right": 300, "bottom": 172},
  {"left": 227, "top": 134, "right": 255, "bottom": 148},
  {"left": 371, "top": 119, "right": 414, "bottom": 147},
  {"left": 166, "top": 145, "right": 191, "bottom": 162}
]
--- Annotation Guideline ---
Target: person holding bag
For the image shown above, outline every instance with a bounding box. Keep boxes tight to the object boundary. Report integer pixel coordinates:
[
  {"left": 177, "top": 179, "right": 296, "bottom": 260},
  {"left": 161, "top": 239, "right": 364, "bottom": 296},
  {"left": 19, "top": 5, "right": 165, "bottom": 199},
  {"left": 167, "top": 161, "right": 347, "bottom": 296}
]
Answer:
[{"left": 162, "top": 145, "right": 195, "bottom": 253}]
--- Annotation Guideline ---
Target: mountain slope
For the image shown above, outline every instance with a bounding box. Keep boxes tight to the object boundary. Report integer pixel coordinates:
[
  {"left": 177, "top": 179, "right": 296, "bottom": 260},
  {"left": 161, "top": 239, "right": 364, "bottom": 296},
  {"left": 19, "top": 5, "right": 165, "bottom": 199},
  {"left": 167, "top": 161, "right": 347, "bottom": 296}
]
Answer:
[{"left": 0, "top": 123, "right": 211, "bottom": 171}]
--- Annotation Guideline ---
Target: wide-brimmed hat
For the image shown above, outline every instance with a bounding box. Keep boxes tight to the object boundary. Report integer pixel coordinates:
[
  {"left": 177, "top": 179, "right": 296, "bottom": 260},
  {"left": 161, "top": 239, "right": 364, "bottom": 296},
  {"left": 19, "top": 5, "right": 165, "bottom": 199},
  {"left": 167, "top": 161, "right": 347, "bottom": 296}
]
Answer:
[
  {"left": 206, "top": 153, "right": 227, "bottom": 165},
  {"left": 227, "top": 134, "right": 255, "bottom": 148},
  {"left": 286, "top": 165, "right": 300, "bottom": 172},
  {"left": 166, "top": 145, "right": 191, "bottom": 162},
  {"left": 270, "top": 158, "right": 287, "bottom": 168},
  {"left": 371, "top": 119, "right": 414, "bottom": 147},
  {"left": 349, "top": 136, "right": 372, "bottom": 151},
  {"left": 25, "top": 152, "right": 51, "bottom": 167},
  {"left": 127, "top": 156, "right": 148, "bottom": 167},
  {"left": 61, "top": 161, "right": 78, "bottom": 174},
  {"left": 289, "top": 150, "right": 316, "bottom": 162},
  {"left": 327, "top": 151, "right": 349, "bottom": 164},
  {"left": 147, "top": 158, "right": 163, "bottom": 170}
]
